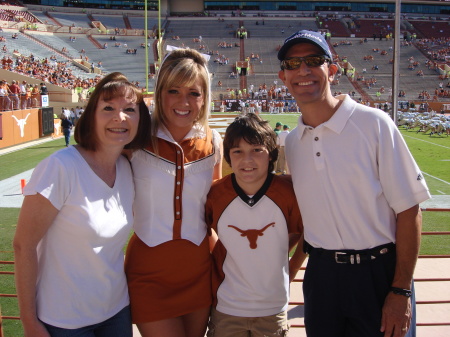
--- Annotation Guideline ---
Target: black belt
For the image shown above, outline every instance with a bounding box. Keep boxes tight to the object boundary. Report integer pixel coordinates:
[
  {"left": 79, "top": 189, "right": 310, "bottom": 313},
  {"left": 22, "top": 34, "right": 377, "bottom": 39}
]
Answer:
[{"left": 304, "top": 241, "right": 395, "bottom": 265}]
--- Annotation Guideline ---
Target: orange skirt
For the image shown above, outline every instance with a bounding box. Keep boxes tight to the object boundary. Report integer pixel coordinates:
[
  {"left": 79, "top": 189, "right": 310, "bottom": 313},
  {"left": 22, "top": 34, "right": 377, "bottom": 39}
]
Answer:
[{"left": 124, "top": 234, "right": 212, "bottom": 324}]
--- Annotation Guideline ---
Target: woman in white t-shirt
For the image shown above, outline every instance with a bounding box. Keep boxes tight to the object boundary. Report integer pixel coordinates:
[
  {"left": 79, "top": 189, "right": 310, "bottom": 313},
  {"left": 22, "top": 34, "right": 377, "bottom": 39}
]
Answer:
[{"left": 13, "top": 72, "right": 150, "bottom": 337}]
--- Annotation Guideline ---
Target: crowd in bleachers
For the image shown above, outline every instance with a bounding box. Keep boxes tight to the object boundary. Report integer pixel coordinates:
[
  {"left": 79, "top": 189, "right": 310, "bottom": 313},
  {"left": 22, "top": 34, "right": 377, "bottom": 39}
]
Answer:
[
  {"left": 0, "top": 79, "right": 43, "bottom": 111},
  {"left": 1, "top": 52, "right": 102, "bottom": 90},
  {"left": 0, "top": 4, "right": 448, "bottom": 113},
  {"left": 415, "top": 37, "right": 450, "bottom": 62}
]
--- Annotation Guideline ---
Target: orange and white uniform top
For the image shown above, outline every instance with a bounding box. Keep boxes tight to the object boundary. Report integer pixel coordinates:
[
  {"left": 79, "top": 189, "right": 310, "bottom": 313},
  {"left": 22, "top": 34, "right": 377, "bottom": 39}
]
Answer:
[{"left": 131, "top": 124, "right": 222, "bottom": 247}]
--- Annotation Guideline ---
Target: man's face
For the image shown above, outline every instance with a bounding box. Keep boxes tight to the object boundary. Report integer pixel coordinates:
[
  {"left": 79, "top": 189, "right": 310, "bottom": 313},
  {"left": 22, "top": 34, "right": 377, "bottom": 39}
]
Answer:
[{"left": 278, "top": 43, "right": 337, "bottom": 106}]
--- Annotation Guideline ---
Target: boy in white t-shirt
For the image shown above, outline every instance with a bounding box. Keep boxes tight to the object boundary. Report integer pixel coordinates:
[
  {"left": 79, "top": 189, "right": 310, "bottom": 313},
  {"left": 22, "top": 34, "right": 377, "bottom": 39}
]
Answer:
[{"left": 206, "top": 113, "right": 306, "bottom": 337}]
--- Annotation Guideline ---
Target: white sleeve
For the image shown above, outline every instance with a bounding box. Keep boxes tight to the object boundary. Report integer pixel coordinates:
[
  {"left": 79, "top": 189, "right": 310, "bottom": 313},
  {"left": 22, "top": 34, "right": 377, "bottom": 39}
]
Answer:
[
  {"left": 23, "top": 152, "right": 71, "bottom": 211},
  {"left": 377, "top": 116, "right": 430, "bottom": 214},
  {"left": 212, "top": 129, "right": 223, "bottom": 166}
]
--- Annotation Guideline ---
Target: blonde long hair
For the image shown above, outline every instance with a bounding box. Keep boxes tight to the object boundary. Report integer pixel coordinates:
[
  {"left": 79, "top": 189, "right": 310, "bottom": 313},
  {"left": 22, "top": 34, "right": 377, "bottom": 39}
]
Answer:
[{"left": 151, "top": 48, "right": 211, "bottom": 152}]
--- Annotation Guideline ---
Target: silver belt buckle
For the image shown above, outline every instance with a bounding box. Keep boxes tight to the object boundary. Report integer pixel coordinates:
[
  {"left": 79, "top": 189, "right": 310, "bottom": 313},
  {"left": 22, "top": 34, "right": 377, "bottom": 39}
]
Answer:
[
  {"left": 335, "top": 252, "right": 347, "bottom": 263},
  {"left": 335, "top": 252, "right": 361, "bottom": 264}
]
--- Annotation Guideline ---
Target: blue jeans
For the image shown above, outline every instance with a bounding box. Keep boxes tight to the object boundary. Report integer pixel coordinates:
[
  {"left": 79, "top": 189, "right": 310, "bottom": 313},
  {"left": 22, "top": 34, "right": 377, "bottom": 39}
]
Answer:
[
  {"left": 63, "top": 128, "right": 71, "bottom": 146},
  {"left": 42, "top": 305, "right": 132, "bottom": 337}
]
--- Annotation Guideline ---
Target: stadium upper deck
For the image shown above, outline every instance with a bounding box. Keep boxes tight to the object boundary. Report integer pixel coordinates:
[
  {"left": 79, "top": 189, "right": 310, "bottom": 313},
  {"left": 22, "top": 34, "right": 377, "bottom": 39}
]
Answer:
[{"left": 21, "top": 0, "right": 450, "bottom": 15}]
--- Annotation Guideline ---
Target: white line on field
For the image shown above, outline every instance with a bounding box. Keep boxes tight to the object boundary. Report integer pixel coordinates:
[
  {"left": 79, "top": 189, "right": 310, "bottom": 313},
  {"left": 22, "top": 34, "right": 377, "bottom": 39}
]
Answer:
[
  {"left": 422, "top": 172, "right": 450, "bottom": 186},
  {"left": 403, "top": 134, "right": 450, "bottom": 150}
]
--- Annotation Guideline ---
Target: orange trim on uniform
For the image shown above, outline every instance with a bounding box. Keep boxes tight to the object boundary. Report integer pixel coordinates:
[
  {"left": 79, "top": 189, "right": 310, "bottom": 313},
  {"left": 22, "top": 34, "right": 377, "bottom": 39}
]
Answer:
[{"left": 143, "top": 132, "right": 214, "bottom": 241}]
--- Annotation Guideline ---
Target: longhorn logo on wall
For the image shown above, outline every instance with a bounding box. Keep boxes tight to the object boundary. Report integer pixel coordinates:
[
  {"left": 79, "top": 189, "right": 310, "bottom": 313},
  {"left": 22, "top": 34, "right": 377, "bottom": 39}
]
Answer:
[{"left": 11, "top": 113, "right": 31, "bottom": 138}]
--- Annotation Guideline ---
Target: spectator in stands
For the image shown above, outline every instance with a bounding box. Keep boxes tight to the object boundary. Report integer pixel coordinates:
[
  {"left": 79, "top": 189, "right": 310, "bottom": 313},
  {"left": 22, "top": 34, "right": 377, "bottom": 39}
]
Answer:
[
  {"left": 25, "top": 83, "right": 32, "bottom": 108},
  {"left": 31, "top": 84, "right": 40, "bottom": 107},
  {"left": 0, "top": 80, "right": 10, "bottom": 111},
  {"left": 39, "top": 82, "right": 48, "bottom": 95},
  {"left": 277, "top": 29, "right": 430, "bottom": 337},
  {"left": 19, "top": 80, "right": 28, "bottom": 109},
  {"left": 9, "top": 80, "right": 20, "bottom": 110},
  {"left": 14, "top": 72, "right": 151, "bottom": 337}
]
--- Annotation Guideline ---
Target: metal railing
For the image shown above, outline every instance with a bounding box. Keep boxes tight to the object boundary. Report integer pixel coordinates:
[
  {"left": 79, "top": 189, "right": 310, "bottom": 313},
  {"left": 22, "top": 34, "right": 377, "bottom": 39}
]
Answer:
[
  {"left": 1, "top": 209, "right": 449, "bottom": 334},
  {"left": 289, "top": 208, "right": 450, "bottom": 331}
]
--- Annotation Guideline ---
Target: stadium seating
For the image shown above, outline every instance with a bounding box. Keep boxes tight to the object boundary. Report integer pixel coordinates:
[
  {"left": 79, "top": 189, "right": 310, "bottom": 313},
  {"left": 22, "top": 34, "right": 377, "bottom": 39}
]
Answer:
[{"left": 0, "top": 6, "right": 447, "bottom": 107}]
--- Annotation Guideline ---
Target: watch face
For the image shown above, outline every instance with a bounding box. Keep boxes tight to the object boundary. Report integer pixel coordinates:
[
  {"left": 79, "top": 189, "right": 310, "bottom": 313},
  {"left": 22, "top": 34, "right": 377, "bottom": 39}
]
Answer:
[{"left": 391, "top": 288, "right": 412, "bottom": 297}]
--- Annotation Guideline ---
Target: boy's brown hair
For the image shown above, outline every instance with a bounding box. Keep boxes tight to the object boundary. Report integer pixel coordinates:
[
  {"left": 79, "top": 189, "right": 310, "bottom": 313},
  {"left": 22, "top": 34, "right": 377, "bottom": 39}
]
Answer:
[{"left": 223, "top": 113, "right": 278, "bottom": 173}]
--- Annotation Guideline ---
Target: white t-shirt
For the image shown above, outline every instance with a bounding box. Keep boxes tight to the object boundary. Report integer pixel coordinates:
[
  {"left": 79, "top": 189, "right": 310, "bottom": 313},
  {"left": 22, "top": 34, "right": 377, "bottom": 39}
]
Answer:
[
  {"left": 24, "top": 146, "right": 133, "bottom": 328},
  {"left": 286, "top": 95, "right": 430, "bottom": 250}
]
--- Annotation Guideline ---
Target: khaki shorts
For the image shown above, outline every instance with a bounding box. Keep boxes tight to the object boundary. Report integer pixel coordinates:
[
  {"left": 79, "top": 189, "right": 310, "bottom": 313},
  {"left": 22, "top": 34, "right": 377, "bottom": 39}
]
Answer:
[{"left": 207, "top": 308, "right": 289, "bottom": 337}]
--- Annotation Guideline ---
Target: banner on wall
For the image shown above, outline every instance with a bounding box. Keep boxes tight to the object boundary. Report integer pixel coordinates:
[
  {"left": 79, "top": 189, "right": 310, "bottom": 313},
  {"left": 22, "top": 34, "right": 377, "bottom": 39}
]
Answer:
[{"left": 41, "top": 95, "right": 49, "bottom": 107}]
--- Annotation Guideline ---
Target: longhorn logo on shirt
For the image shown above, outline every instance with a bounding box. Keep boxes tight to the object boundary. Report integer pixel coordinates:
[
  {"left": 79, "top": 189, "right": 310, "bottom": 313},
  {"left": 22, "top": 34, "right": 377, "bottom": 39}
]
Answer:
[{"left": 228, "top": 222, "right": 275, "bottom": 249}]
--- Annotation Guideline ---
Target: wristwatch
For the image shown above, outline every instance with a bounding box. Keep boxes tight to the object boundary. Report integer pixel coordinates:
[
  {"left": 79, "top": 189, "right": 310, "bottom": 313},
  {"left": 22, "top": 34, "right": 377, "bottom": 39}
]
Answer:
[{"left": 390, "top": 287, "right": 412, "bottom": 298}]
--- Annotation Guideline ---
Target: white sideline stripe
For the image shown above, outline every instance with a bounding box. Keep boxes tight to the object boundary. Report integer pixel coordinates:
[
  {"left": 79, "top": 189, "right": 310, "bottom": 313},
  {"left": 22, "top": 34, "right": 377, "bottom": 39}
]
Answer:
[
  {"left": 422, "top": 171, "right": 450, "bottom": 186},
  {"left": 437, "top": 190, "right": 446, "bottom": 195},
  {"left": 403, "top": 134, "right": 450, "bottom": 150}
]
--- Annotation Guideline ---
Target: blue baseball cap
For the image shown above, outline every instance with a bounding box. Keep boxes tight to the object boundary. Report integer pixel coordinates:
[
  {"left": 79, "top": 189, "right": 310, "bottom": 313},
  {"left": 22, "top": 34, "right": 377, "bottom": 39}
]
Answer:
[{"left": 277, "top": 30, "right": 332, "bottom": 61}]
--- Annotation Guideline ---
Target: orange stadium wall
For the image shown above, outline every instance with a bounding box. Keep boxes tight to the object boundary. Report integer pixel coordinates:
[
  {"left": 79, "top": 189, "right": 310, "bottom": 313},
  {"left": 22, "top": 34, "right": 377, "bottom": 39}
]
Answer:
[
  {"left": 0, "top": 109, "right": 41, "bottom": 148},
  {"left": 0, "top": 107, "right": 58, "bottom": 149}
]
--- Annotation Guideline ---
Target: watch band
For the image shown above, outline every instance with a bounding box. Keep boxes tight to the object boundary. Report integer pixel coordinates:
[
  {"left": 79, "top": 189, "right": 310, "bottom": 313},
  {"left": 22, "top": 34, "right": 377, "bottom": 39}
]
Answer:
[{"left": 390, "top": 287, "right": 412, "bottom": 298}]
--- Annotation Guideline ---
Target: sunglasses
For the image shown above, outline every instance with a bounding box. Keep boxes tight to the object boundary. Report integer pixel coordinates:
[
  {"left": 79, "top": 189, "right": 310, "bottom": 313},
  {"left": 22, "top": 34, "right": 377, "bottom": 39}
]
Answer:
[{"left": 281, "top": 55, "right": 331, "bottom": 70}]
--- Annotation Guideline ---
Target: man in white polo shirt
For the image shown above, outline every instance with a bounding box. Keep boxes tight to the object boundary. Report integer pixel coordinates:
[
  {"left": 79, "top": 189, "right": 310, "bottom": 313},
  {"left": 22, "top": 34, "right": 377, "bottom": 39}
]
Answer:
[{"left": 278, "top": 30, "right": 430, "bottom": 337}]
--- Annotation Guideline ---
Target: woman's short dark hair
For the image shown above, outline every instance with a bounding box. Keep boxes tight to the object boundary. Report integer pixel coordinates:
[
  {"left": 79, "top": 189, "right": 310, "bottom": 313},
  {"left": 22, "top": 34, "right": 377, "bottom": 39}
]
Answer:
[
  {"left": 74, "top": 72, "right": 150, "bottom": 151},
  {"left": 223, "top": 113, "right": 278, "bottom": 173}
]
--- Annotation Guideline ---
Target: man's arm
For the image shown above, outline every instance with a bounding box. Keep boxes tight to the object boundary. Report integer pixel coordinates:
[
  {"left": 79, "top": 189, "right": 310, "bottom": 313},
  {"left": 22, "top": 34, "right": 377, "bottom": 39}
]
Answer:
[
  {"left": 381, "top": 204, "right": 422, "bottom": 337},
  {"left": 289, "top": 234, "right": 307, "bottom": 283}
]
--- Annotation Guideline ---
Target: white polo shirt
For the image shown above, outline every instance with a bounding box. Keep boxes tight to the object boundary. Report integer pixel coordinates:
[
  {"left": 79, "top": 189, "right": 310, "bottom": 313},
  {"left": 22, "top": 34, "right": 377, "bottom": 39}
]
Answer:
[{"left": 286, "top": 95, "right": 430, "bottom": 250}]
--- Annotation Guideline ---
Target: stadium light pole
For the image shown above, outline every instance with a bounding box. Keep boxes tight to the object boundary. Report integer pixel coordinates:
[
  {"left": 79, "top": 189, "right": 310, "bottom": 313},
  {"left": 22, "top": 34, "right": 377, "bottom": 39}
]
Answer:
[
  {"left": 392, "top": 0, "right": 401, "bottom": 125},
  {"left": 144, "top": 0, "right": 149, "bottom": 93},
  {"left": 158, "top": 0, "right": 162, "bottom": 64}
]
